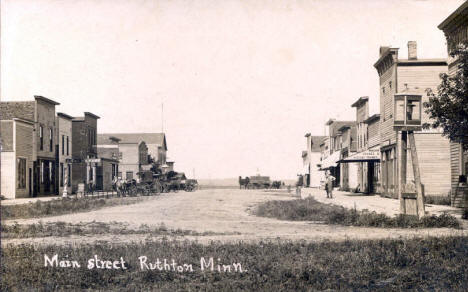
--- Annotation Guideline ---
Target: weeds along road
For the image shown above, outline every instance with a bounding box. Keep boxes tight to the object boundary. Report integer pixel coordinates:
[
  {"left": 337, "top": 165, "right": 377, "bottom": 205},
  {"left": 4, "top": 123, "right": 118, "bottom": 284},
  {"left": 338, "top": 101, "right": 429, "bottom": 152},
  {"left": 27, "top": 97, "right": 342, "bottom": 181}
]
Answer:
[{"left": 3, "top": 188, "right": 468, "bottom": 245}]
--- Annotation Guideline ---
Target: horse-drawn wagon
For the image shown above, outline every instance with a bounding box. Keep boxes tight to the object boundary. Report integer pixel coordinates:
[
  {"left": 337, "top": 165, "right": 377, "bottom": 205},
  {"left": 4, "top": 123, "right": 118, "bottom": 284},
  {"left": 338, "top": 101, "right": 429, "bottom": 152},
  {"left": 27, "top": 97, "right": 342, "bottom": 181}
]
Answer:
[{"left": 113, "top": 167, "right": 196, "bottom": 196}]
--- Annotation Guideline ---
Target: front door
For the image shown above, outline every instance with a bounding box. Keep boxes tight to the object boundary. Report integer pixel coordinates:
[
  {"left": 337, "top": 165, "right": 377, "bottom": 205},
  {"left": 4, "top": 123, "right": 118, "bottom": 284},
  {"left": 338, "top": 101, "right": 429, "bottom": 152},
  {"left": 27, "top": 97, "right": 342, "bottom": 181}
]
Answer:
[
  {"left": 368, "top": 162, "right": 374, "bottom": 194},
  {"left": 28, "top": 168, "right": 32, "bottom": 197},
  {"left": 33, "top": 162, "right": 39, "bottom": 197}
]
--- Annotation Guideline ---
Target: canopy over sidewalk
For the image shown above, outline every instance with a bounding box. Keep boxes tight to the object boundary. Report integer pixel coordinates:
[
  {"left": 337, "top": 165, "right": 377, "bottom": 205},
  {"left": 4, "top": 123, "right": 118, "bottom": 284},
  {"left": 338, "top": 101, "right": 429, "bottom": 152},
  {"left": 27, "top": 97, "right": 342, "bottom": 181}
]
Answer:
[{"left": 339, "top": 149, "right": 380, "bottom": 163}]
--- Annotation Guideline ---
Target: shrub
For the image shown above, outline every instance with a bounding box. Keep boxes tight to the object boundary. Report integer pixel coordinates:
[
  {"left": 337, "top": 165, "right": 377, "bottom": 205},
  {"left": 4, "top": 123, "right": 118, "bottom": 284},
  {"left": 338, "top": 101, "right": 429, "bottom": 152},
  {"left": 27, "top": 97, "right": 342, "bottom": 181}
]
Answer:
[
  {"left": 1, "top": 196, "right": 150, "bottom": 220},
  {"left": 253, "top": 197, "right": 461, "bottom": 229},
  {"left": 425, "top": 195, "right": 451, "bottom": 206}
]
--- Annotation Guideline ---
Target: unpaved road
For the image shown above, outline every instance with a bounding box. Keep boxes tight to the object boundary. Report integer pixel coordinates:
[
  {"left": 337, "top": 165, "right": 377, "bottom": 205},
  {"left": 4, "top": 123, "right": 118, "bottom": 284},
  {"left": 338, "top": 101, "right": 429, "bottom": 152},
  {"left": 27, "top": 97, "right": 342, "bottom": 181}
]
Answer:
[{"left": 3, "top": 188, "right": 467, "bottom": 245}]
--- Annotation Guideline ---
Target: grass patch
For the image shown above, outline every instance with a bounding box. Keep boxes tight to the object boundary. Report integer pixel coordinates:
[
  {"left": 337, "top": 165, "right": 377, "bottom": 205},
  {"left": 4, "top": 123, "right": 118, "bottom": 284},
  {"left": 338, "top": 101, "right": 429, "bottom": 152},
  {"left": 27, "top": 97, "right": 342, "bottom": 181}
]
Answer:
[
  {"left": 1, "top": 237, "right": 468, "bottom": 290},
  {"left": 253, "top": 197, "right": 460, "bottom": 228},
  {"left": 1, "top": 196, "right": 152, "bottom": 220},
  {"left": 425, "top": 195, "right": 451, "bottom": 206},
  {"left": 1, "top": 221, "right": 240, "bottom": 239}
]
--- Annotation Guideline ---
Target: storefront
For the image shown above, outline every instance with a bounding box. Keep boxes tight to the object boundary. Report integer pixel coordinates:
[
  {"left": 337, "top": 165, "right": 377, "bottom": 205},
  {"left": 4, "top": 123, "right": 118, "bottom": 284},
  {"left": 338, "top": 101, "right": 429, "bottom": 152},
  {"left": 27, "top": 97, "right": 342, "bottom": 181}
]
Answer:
[
  {"left": 340, "top": 149, "right": 381, "bottom": 194},
  {"left": 320, "top": 151, "right": 341, "bottom": 188}
]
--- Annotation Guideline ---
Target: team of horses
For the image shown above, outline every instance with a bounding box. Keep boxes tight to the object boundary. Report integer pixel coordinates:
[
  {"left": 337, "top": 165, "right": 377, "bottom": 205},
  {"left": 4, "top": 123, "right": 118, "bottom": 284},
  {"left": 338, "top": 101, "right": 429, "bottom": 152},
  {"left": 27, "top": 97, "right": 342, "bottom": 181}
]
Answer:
[{"left": 238, "top": 176, "right": 283, "bottom": 189}]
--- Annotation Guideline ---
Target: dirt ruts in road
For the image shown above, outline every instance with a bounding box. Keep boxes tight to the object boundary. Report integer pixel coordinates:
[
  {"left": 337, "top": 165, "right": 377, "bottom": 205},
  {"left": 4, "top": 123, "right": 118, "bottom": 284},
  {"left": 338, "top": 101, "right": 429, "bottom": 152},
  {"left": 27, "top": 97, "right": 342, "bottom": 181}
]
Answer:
[{"left": 2, "top": 189, "right": 467, "bottom": 245}]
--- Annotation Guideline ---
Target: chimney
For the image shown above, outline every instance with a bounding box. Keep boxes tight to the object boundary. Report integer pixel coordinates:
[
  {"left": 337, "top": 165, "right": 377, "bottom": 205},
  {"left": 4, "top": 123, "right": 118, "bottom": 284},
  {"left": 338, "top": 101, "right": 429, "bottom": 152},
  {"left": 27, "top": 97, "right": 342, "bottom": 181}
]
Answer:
[
  {"left": 408, "top": 41, "right": 417, "bottom": 60},
  {"left": 379, "top": 46, "right": 390, "bottom": 56}
]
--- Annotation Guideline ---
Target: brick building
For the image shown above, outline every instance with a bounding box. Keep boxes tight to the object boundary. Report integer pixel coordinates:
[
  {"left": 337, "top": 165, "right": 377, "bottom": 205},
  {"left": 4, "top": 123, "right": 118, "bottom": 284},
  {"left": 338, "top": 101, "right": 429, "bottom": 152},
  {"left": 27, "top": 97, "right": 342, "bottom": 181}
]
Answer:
[
  {"left": 71, "top": 112, "right": 100, "bottom": 192},
  {"left": 438, "top": 1, "right": 468, "bottom": 206},
  {"left": 56, "top": 112, "right": 73, "bottom": 195},
  {"left": 0, "top": 118, "right": 34, "bottom": 198},
  {"left": 374, "top": 42, "right": 451, "bottom": 198},
  {"left": 0, "top": 96, "right": 60, "bottom": 196}
]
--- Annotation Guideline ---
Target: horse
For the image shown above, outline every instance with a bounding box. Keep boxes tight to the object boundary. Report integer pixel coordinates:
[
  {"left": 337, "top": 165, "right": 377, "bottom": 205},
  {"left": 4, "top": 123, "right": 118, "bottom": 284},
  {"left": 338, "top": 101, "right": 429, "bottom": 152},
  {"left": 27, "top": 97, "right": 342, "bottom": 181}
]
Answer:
[
  {"left": 238, "top": 176, "right": 250, "bottom": 189},
  {"left": 113, "top": 178, "right": 130, "bottom": 197}
]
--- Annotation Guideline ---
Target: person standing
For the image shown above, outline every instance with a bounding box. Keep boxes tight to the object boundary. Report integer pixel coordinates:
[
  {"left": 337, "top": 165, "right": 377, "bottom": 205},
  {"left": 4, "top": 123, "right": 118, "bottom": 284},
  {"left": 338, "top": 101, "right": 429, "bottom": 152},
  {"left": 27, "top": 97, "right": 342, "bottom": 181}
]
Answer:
[{"left": 326, "top": 171, "right": 336, "bottom": 198}]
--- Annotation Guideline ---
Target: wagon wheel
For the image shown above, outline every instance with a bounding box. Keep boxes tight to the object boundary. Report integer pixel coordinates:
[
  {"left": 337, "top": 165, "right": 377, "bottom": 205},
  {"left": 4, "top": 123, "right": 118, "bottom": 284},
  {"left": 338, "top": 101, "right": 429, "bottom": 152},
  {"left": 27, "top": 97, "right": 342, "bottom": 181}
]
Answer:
[{"left": 152, "top": 181, "right": 162, "bottom": 195}]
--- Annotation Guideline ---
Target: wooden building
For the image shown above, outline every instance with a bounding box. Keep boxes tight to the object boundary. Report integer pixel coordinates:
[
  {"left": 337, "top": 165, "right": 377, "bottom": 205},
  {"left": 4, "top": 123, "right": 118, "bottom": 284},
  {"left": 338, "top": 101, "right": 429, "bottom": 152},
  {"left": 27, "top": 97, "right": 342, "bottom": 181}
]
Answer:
[
  {"left": 95, "top": 135, "right": 120, "bottom": 191},
  {"left": 438, "top": 1, "right": 468, "bottom": 206},
  {"left": 374, "top": 42, "right": 451, "bottom": 198},
  {"left": 0, "top": 96, "right": 60, "bottom": 196},
  {"left": 340, "top": 97, "right": 381, "bottom": 194},
  {"left": 99, "top": 133, "right": 167, "bottom": 165},
  {"left": 320, "top": 119, "right": 356, "bottom": 188},
  {"left": 337, "top": 124, "right": 358, "bottom": 191},
  {"left": 303, "top": 134, "right": 326, "bottom": 188},
  {"left": 0, "top": 118, "right": 34, "bottom": 198}
]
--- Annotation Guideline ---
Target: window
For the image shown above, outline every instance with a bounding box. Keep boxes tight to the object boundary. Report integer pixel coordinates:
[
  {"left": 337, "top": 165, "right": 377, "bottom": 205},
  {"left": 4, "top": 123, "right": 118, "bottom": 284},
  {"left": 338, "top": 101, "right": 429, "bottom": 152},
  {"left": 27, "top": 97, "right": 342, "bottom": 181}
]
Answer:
[
  {"left": 49, "top": 128, "right": 53, "bottom": 152},
  {"left": 67, "top": 164, "right": 71, "bottom": 187},
  {"left": 39, "top": 125, "right": 44, "bottom": 150},
  {"left": 382, "top": 87, "right": 385, "bottom": 94},
  {"left": 389, "top": 81, "right": 392, "bottom": 89},
  {"left": 62, "top": 135, "right": 65, "bottom": 155},
  {"left": 40, "top": 161, "right": 44, "bottom": 183},
  {"left": 126, "top": 171, "right": 133, "bottom": 180},
  {"left": 17, "top": 158, "right": 26, "bottom": 189},
  {"left": 66, "top": 136, "right": 69, "bottom": 155},
  {"left": 60, "top": 163, "right": 64, "bottom": 187}
]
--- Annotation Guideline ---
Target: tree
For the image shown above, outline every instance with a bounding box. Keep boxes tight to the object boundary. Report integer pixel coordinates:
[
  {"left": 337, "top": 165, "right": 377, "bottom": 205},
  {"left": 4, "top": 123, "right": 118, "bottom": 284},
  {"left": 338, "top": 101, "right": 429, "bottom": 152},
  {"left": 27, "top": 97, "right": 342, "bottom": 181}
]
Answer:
[{"left": 424, "top": 41, "right": 468, "bottom": 150}]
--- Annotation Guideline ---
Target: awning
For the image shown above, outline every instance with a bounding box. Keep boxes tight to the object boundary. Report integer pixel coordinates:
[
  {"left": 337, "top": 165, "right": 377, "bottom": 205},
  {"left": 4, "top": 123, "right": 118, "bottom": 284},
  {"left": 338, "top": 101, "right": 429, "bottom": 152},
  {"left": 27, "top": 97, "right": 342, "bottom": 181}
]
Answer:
[
  {"left": 340, "top": 149, "right": 380, "bottom": 163},
  {"left": 321, "top": 151, "right": 341, "bottom": 169}
]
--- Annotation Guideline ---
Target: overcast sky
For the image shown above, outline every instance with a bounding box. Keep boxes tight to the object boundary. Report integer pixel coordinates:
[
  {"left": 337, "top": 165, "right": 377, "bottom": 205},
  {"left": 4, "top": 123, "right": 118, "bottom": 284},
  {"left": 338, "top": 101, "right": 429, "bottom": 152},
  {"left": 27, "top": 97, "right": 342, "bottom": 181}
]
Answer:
[{"left": 1, "top": 0, "right": 465, "bottom": 179}]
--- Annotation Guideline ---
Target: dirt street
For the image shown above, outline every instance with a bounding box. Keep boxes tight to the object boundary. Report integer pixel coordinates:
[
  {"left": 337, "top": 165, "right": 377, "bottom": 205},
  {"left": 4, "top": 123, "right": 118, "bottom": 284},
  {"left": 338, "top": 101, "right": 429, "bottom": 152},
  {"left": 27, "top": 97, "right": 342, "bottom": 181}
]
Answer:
[{"left": 3, "top": 188, "right": 467, "bottom": 245}]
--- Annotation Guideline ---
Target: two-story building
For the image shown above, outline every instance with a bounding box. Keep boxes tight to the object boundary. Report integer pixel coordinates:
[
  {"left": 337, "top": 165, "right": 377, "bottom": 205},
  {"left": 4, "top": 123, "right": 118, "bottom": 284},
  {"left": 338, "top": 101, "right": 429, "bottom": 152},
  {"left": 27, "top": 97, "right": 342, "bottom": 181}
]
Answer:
[
  {"left": 97, "top": 133, "right": 151, "bottom": 181},
  {"left": 100, "top": 133, "right": 167, "bottom": 165},
  {"left": 339, "top": 97, "right": 381, "bottom": 194},
  {"left": 95, "top": 135, "right": 120, "bottom": 191},
  {"left": 337, "top": 123, "right": 358, "bottom": 191},
  {"left": 320, "top": 119, "right": 356, "bottom": 188},
  {"left": 56, "top": 112, "right": 73, "bottom": 195},
  {"left": 71, "top": 112, "right": 100, "bottom": 192},
  {"left": 0, "top": 118, "right": 34, "bottom": 198},
  {"left": 302, "top": 134, "right": 326, "bottom": 188},
  {"left": 0, "top": 96, "right": 60, "bottom": 196},
  {"left": 374, "top": 41, "right": 451, "bottom": 198},
  {"left": 438, "top": 1, "right": 468, "bottom": 206}
]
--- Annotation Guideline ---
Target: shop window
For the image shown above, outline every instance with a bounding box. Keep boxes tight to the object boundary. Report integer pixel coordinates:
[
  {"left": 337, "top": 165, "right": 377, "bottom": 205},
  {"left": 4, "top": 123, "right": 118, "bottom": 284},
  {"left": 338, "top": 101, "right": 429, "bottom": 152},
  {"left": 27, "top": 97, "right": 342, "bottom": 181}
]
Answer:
[
  {"left": 60, "top": 163, "right": 64, "bottom": 187},
  {"left": 67, "top": 164, "right": 71, "bottom": 187},
  {"left": 41, "top": 161, "right": 44, "bottom": 183},
  {"left": 17, "top": 158, "right": 26, "bottom": 189}
]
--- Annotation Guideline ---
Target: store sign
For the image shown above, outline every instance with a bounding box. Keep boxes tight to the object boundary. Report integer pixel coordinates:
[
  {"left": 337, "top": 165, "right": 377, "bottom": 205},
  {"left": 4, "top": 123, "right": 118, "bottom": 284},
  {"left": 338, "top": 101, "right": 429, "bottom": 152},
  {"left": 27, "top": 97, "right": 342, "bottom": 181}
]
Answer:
[{"left": 342, "top": 150, "right": 380, "bottom": 162}]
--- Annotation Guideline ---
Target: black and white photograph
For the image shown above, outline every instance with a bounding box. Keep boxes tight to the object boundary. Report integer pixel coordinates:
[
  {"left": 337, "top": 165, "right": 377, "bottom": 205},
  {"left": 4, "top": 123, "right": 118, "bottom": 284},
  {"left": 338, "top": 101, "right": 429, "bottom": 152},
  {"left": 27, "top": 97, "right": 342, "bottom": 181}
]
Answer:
[{"left": 1, "top": 0, "right": 468, "bottom": 290}]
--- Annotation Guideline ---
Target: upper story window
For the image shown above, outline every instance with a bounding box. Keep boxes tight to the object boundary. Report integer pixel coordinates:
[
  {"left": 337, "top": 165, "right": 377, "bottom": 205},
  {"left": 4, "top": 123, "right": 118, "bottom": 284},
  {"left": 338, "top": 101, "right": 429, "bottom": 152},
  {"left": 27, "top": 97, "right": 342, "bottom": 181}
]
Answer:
[
  {"left": 389, "top": 81, "right": 392, "bottom": 89},
  {"left": 62, "top": 135, "right": 65, "bottom": 155},
  {"left": 66, "top": 136, "right": 69, "bottom": 155},
  {"left": 382, "top": 86, "right": 386, "bottom": 94},
  {"left": 39, "top": 125, "right": 44, "bottom": 150}
]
